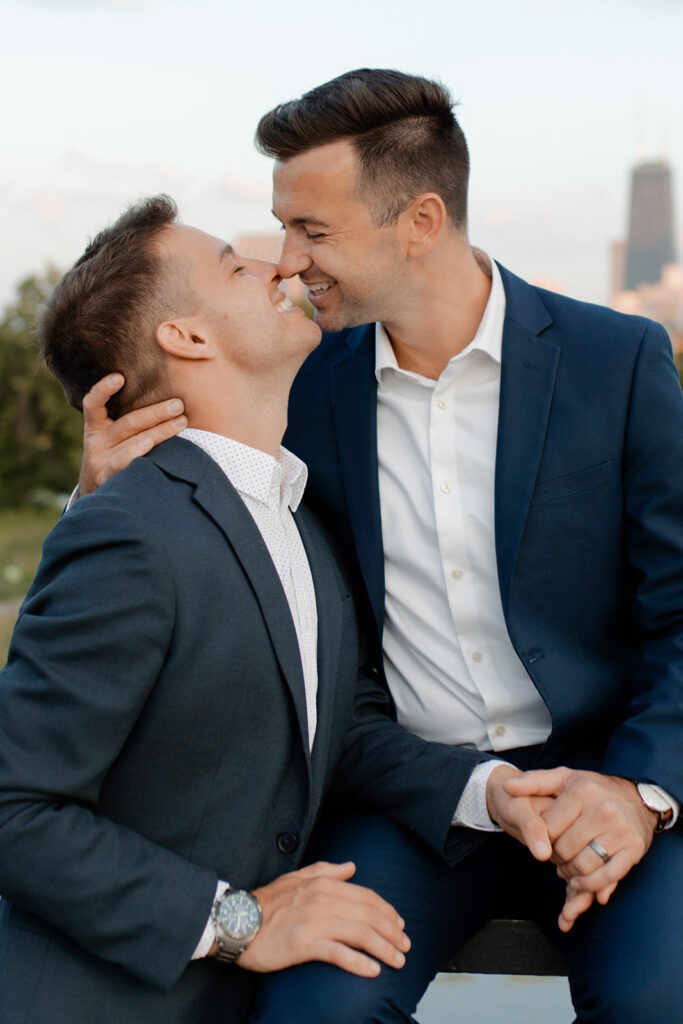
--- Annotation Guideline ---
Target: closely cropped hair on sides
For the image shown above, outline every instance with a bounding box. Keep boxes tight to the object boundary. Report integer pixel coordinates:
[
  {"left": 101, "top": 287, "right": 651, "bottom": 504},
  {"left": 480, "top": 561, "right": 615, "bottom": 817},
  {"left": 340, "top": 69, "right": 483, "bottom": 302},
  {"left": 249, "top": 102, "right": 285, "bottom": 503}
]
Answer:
[
  {"left": 39, "top": 194, "right": 181, "bottom": 420},
  {"left": 256, "top": 68, "right": 470, "bottom": 228}
]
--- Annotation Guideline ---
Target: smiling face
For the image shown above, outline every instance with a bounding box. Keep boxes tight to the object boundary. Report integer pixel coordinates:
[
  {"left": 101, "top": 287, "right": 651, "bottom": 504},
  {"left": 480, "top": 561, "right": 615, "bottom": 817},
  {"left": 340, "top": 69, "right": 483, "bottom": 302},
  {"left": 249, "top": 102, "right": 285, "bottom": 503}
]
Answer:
[
  {"left": 272, "top": 139, "right": 412, "bottom": 333},
  {"left": 159, "top": 223, "right": 321, "bottom": 374}
]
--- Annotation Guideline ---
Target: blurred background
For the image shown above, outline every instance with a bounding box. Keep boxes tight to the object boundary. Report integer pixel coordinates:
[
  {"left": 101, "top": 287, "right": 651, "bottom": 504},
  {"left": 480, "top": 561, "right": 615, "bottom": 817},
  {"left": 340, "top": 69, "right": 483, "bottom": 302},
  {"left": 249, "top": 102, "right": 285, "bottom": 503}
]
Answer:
[{"left": 1, "top": 2, "right": 682, "bottom": 1016}]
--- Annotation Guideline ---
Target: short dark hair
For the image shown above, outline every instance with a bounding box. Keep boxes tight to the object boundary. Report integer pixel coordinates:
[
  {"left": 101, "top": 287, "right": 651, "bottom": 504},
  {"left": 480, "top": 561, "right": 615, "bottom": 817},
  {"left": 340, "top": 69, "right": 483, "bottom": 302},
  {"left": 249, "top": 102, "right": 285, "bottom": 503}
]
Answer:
[
  {"left": 39, "top": 194, "right": 185, "bottom": 419},
  {"left": 256, "top": 68, "right": 470, "bottom": 229}
]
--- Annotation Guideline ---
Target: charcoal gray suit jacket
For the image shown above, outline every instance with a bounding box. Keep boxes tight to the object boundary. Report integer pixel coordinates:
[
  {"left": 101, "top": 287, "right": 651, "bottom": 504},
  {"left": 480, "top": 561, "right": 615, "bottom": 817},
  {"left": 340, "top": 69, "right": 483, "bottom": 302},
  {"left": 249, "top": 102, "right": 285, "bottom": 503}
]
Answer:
[{"left": 0, "top": 437, "right": 482, "bottom": 1024}]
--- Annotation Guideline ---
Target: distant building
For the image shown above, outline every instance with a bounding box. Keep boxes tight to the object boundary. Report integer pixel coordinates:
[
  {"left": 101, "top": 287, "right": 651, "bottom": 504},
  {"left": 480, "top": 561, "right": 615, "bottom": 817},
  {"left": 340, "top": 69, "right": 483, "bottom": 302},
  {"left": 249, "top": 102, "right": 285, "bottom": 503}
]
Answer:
[
  {"left": 611, "top": 159, "right": 682, "bottom": 354},
  {"left": 612, "top": 263, "right": 683, "bottom": 353},
  {"left": 624, "top": 160, "right": 677, "bottom": 290}
]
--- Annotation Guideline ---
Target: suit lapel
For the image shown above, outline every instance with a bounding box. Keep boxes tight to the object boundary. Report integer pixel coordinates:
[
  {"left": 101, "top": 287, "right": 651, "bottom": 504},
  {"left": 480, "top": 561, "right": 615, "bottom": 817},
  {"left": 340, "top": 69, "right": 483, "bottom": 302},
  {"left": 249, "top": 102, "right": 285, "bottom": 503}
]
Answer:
[
  {"left": 494, "top": 266, "right": 560, "bottom": 615},
  {"left": 329, "top": 327, "right": 385, "bottom": 638},
  {"left": 149, "top": 438, "right": 312, "bottom": 767},
  {"left": 293, "top": 507, "right": 344, "bottom": 801}
]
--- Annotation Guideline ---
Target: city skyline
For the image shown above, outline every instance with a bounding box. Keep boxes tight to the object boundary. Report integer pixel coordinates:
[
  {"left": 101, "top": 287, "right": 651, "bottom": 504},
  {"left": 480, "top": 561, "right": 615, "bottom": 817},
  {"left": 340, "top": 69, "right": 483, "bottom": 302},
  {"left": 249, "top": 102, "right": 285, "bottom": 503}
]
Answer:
[{"left": 1, "top": 0, "right": 682, "bottom": 312}]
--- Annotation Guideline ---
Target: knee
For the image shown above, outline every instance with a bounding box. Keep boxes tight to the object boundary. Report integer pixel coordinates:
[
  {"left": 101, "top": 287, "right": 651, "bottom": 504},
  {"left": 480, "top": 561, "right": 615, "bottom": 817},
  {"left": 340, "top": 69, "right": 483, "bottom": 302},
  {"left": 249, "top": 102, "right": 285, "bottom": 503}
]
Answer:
[
  {"left": 572, "top": 958, "right": 680, "bottom": 1024},
  {"left": 249, "top": 964, "right": 412, "bottom": 1024}
]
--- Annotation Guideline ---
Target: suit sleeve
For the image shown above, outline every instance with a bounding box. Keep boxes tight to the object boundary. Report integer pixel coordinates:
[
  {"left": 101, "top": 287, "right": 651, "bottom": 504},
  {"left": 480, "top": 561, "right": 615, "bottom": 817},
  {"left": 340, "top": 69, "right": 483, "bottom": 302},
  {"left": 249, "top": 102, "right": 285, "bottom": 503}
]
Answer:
[
  {"left": 600, "top": 322, "right": 683, "bottom": 802},
  {"left": 327, "top": 621, "right": 493, "bottom": 863},
  {"left": 0, "top": 497, "right": 218, "bottom": 991}
]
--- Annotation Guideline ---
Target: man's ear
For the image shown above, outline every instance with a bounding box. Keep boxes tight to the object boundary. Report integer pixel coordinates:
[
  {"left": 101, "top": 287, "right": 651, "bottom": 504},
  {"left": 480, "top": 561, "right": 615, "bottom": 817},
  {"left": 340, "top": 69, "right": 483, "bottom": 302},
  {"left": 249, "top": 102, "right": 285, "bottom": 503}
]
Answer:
[
  {"left": 156, "top": 320, "right": 215, "bottom": 361},
  {"left": 401, "top": 193, "right": 447, "bottom": 258}
]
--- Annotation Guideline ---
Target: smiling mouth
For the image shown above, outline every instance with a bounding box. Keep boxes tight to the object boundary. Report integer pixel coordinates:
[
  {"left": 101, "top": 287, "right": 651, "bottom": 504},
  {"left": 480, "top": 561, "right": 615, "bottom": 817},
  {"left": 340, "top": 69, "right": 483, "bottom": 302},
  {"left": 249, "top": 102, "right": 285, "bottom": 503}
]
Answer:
[
  {"left": 275, "top": 295, "right": 294, "bottom": 312},
  {"left": 305, "top": 282, "right": 336, "bottom": 306}
]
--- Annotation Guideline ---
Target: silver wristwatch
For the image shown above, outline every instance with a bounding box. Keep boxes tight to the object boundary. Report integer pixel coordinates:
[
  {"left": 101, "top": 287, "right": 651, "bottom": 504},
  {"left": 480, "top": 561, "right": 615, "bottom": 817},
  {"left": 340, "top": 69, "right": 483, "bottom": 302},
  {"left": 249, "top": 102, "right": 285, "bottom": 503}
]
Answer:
[
  {"left": 636, "top": 782, "right": 675, "bottom": 833},
  {"left": 211, "top": 887, "right": 262, "bottom": 964}
]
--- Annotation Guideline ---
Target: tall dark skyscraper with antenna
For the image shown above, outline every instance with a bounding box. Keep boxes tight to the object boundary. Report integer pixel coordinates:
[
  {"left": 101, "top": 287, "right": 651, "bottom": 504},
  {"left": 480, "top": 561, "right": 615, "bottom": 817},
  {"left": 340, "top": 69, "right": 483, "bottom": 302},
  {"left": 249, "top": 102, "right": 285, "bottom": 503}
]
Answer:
[{"left": 624, "top": 160, "right": 677, "bottom": 290}]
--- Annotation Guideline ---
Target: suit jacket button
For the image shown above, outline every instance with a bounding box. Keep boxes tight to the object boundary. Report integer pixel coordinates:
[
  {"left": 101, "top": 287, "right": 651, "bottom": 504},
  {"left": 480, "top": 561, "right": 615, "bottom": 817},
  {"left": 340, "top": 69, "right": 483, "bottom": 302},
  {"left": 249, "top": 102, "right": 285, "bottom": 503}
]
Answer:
[{"left": 277, "top": 831, "right": 299, "bottom": 854}]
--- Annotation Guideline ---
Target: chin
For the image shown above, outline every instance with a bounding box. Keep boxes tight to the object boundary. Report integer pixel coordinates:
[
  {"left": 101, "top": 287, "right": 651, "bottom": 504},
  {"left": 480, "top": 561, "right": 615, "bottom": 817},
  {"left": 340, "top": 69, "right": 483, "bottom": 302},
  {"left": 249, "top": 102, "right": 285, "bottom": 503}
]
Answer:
[{"left": 313, "top": 308, "right": 349, "bottom": 334}]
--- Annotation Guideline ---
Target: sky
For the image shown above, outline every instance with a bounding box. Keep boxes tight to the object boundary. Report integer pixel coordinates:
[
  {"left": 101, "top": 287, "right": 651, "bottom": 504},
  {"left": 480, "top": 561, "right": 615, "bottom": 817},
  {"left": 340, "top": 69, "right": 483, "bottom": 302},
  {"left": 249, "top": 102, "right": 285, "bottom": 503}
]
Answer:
[{"left": 1, "top": 0, "right": 682, "bottom": 310}]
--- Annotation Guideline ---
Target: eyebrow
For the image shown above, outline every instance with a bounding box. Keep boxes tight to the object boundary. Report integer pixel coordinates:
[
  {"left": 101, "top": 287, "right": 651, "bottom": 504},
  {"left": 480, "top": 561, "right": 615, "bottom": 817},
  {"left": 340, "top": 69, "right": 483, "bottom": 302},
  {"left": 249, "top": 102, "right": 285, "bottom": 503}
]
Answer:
[
  {"left": 271, "top": 211, "right": 330, "bottom": 229},
  {"left": 219, "top": 243, "right": 236, "bottom": 263}
]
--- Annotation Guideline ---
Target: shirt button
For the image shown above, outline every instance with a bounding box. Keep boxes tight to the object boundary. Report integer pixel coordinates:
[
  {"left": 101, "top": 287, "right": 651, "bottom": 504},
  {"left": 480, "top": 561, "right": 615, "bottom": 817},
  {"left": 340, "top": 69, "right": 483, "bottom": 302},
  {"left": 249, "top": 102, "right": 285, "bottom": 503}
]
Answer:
[
  {"left": 440, "top": 482, "right": 452, "bottom": 494},
  {"left": 471, "top": 651, "right": 483, "bottom": 663},
  {"left": 277, "top": 831, "right": 299, "bottom": 854},
  {"left": 437, "top": 398, "right": 449, "bottom": 410},
  {"left": 451, "top": 568, "right": 464, "bottom": 580},
  {"left": 495, "top": 725, "right": 506, "bottom": 738}
]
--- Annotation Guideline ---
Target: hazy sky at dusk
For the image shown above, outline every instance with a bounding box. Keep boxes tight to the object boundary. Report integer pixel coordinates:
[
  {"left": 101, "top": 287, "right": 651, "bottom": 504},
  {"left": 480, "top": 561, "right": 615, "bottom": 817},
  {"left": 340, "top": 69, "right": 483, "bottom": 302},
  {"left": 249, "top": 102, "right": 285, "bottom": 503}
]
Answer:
[{"left": 1, "top": 0, "right": 682, "bottom": 308}]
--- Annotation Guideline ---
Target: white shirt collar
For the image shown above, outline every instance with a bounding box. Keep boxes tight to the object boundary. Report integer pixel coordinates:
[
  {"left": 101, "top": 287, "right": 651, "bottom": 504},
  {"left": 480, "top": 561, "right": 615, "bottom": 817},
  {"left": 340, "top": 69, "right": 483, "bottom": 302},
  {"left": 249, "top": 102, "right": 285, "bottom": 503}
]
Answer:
[
  {"left": 179, "top": 428, "right": 308, "bottom": 512},
  {"left": 374, "top": 251, "right": 506, "bottom": 382}
]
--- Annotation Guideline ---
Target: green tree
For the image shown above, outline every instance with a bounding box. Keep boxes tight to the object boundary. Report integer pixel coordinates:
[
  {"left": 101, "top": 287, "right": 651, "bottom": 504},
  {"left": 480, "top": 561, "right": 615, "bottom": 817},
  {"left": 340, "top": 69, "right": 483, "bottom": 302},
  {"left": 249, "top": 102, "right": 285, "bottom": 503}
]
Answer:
[{"left": 0, "top": 271, "right": 82, "bottom": 507}]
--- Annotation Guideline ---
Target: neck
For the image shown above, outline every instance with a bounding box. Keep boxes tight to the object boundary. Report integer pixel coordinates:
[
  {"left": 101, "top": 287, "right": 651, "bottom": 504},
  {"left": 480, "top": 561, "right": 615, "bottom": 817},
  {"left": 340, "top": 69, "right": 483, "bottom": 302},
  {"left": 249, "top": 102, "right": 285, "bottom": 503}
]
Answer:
[
  {"left": 177, "top": 369, "right": 294, "bottom": 459},
  {"left": 383, "top": 239, "right": 492, "bottom": 380}
]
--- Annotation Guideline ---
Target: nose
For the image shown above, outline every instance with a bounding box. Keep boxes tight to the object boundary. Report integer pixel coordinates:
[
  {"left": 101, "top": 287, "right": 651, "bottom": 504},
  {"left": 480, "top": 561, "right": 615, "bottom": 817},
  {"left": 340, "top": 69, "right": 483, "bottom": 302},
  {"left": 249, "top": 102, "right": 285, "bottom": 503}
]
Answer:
[
  {"left": 277, "top": 230, "right": 313, "bottom": 280},
  {"left": 244, "top": 257, "right": 281, "bottom": 285}
]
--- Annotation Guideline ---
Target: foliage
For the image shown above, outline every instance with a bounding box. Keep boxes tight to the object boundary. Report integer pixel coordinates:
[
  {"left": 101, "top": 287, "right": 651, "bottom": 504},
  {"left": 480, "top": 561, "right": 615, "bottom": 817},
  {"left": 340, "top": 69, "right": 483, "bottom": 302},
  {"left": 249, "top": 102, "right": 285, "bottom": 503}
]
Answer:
[
  {"left": 0, "top": 505, "right": 61, "bottom": 601},
  {"left": 675, "top": 351, "right": 683, "bottom": 388},
  {"left": 0, "top": 271, "right": 83, "bottom": 507},
  {"left": 0, "top": 505, "right": 62, "bottom": 667}
]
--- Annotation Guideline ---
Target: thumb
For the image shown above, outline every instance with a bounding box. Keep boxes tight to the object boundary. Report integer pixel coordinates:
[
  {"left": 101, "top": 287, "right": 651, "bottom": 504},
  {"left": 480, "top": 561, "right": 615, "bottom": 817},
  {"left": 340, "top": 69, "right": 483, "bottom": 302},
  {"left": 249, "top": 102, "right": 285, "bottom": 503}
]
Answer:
[
  {"left": 82, "top": 374, "right": 125, "bottom": 428},
  {"left": 504, "top": 767, "right": 569, "bottom": 797}
]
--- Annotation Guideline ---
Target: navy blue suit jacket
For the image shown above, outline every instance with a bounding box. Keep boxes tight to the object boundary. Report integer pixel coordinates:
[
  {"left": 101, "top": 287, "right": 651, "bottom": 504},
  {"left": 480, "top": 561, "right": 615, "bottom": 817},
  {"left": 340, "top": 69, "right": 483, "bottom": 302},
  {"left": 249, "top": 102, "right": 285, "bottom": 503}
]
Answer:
[
  {"left": 284, "top": 264, "right": 683, "bottom": 801},
  {"left": 0, "top": 438, "right": 489, "bottom": 1024}
]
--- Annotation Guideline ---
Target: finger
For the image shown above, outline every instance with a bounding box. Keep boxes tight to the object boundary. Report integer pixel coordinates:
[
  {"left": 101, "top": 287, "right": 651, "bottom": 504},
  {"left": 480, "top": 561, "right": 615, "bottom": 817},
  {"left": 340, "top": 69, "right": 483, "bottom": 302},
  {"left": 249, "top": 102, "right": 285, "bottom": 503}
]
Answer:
[
  {"left": 91, "top": 398, "right": 186, "bottom": 446},
  {"left": 553, "top": 833, "right": 613, "bottom": 876},
  {"left": 325, "top": 916, "right": 408, "bottom": 968},
  {"left": 339, "top": 896, "right": 411, "bottom": 951},
  {"left": 93, "top": 416, "right": 188, "bottom": 483},
  {"left": 515, "top": 804, "right": 552, "bottom": 860},
  {"left": 289, "top": 869, "right": 404, "bottom": 923},
  {"left": 82, "top": 374, "right": 126, "bottom": 426},
  {"left": 567, "top": 849, "right": 633, "bottom": 893},
  {"left": 313, "top": 939, "right": 382, "bottom": 978},
  {"left": 504, "top": 767, "right": 570, "bottom": 797},
  {"left": 293, "top": 861, "right": 358, "bottom": 881},
  {"left": 298, "top": 879, "right": 407, "bottom": 935},
  {"left": 596, "top": 881, "right": 618, "bottom": 906},
  {"left": 540, "top": 791, "right": 586, "bottom": 844},
  {"left": 558, "top": 889, "right": 594, "bottom": 933},
  {"left": 555, "top": 862, "right": 571, "bottom": 882},
  {"left": 252, "top": 862, "right": 357, "bottom": 914}
]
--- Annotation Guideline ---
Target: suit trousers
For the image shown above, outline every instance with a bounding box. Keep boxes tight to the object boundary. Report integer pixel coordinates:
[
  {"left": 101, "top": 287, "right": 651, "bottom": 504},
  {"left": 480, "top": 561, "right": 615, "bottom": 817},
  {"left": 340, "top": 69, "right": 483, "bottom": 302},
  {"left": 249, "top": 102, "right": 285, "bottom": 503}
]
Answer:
[{"left": 248, "top": 810, "right": 683, "bottom": 1024}]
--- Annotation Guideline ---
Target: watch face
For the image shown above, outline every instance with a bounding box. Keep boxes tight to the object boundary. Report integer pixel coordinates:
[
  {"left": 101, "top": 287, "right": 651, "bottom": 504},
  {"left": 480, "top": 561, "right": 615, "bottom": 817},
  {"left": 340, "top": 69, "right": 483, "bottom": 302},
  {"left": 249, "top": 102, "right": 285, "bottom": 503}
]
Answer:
[
  {"left": 637, "top": 783, "right": 671, "bottom": 813},
  {"left": 217, "top": 891, "right": 261, "bottom": 941}
]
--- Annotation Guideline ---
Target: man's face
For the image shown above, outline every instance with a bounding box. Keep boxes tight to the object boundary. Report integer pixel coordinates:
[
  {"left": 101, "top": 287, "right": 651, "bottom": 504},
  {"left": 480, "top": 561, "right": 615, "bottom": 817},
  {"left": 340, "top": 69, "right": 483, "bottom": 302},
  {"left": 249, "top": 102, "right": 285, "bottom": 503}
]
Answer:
[
  {"left": 272, "top": 139, "right": 409, "bottom": 333},
  {"left": 161, "top": 224, "right": 321, "bottom": 373}
]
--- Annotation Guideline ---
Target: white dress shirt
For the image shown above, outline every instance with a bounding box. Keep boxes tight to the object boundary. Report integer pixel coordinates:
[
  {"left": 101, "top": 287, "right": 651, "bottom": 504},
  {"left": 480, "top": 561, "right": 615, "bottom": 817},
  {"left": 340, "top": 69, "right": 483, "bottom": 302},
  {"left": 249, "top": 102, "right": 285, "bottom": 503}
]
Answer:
[
  {"left": 179, "top": 428, "right": 319, "bottom": 959},
  {"left": 376, "top": 256, "right": 552, "bottom": 828}
]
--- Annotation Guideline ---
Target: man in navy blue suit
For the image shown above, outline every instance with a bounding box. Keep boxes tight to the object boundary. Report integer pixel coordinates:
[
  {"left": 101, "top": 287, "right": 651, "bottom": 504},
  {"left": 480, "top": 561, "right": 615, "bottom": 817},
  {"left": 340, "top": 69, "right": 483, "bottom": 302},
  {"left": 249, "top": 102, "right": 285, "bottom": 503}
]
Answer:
[{"left": 77, "top": 71, "right": 682, "bottom": 1023}]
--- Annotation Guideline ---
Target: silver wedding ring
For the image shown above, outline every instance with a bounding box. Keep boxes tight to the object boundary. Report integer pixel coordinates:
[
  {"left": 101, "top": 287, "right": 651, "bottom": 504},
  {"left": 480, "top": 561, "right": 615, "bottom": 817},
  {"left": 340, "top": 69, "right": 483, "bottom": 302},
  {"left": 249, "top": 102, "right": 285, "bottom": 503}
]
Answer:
[{"left": 588, "top": 839, "right": 610, "bottom": 863}]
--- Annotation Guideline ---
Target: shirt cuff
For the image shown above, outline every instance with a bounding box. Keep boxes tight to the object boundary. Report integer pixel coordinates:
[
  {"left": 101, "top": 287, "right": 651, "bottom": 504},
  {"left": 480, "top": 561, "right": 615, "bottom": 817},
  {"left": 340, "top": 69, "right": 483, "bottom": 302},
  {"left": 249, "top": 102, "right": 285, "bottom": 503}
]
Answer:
[
  {"left": 65, "top": 484, "right": 80, "bottom": 511},
  {"left": 191, "top": 880, "right": 230, "bottom": 961},
  {"left": 452, "top": 760, "right": 510, "bottom": 831},
  {"left": 646, "top": 783, "right": 680, "bottom": 830}
]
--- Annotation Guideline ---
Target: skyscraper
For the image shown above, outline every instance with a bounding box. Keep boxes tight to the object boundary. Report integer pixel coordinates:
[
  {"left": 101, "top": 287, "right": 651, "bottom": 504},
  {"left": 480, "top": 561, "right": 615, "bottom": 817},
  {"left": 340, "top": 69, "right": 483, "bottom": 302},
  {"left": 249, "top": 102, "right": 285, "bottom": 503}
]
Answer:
[{"left": 624, "top": 160, "right": 677, "bottom": 290}]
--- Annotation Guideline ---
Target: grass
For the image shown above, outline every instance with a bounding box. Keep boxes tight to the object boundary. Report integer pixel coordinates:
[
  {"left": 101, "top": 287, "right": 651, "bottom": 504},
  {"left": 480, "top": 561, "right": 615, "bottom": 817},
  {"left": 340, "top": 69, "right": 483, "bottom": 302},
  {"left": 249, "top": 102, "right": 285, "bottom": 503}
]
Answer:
[{"left": 0, "top": 505, "right": 62, "bottom": 665}]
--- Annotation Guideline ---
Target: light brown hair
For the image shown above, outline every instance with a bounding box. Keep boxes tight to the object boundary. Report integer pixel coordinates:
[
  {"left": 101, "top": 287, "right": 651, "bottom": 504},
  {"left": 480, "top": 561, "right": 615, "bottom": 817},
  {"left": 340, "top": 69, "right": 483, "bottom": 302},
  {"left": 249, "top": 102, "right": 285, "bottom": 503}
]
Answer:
[{"left": 39, "top": 194, "right": 185, "bottom": 419}]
